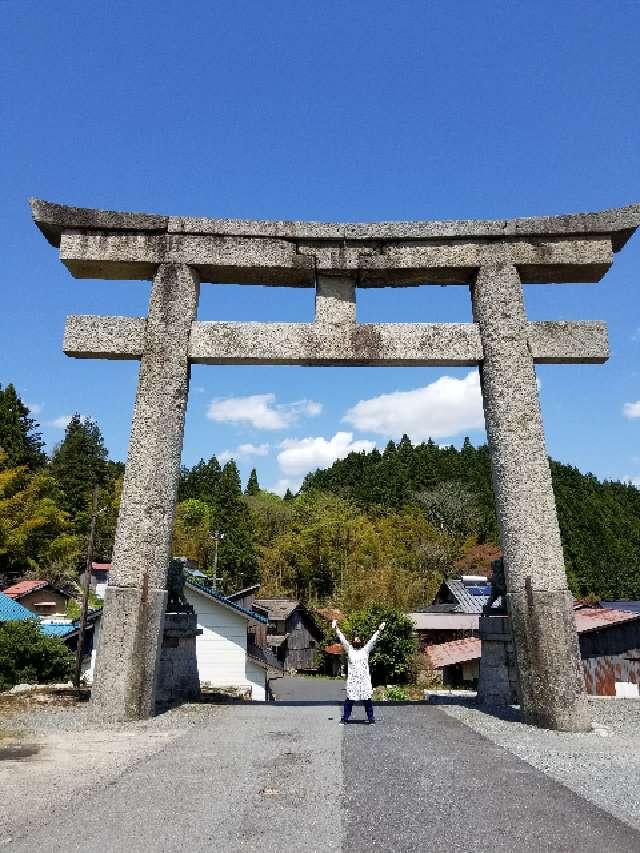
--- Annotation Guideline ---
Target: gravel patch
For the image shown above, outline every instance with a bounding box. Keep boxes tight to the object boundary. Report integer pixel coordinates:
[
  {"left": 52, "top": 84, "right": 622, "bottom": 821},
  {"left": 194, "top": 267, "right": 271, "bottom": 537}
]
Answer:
[{"left": 441, "top": 697, "right": 640, "bottom": 831}]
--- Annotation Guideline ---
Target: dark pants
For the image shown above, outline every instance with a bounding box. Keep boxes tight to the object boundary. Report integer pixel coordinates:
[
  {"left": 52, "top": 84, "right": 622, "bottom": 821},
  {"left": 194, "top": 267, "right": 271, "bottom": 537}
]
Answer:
[{"left": 343, "top": 698, "right": 374, "bottom": 722}]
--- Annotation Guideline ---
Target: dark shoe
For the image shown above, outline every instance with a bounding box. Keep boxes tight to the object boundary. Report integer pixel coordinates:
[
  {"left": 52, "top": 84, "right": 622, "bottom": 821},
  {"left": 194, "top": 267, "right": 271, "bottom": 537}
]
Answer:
[
  {"left": 340, "top": 718, "right": 347, "bottom": 724},
  {"left": 368, "top": 718, "right": 376, "bottom": 724}
]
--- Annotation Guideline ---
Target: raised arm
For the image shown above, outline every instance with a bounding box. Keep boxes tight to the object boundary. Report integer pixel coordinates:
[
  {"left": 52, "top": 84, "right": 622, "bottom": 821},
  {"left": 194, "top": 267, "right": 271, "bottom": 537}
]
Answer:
[
  {"left": 364, "top": 621, "right": 386, "bottom": 653},
  {"left": 332, "top": 619, "right": 351, "bottom": 652}
]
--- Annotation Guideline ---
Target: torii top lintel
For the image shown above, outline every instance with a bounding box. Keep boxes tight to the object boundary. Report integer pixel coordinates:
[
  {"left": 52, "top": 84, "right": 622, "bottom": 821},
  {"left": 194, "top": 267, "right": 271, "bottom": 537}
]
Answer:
[{"left": 30, "top": 198, "right": 640, "bottom": 287}]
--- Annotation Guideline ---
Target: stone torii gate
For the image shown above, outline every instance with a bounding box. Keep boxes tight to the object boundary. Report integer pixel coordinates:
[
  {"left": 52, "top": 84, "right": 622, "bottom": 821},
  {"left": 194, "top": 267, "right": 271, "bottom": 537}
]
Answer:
[{"left": 31, "top": 198, "right": 640, "bottom": 730}]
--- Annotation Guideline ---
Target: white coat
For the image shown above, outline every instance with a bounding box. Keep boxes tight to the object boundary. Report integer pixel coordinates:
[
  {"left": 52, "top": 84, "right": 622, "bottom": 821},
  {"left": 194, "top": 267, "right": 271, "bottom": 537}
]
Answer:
[{"left": 336, "top": 626, "right": 382, "bottom": 701}]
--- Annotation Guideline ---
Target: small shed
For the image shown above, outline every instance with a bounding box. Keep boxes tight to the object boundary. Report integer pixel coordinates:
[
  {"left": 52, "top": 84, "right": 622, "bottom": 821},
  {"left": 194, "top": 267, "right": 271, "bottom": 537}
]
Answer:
[
  {"left": 185, "top": 581, "right": 270, "bottom": 700},
  {"left": 254, "top": 599, "right": 324, "bottom": 672}
]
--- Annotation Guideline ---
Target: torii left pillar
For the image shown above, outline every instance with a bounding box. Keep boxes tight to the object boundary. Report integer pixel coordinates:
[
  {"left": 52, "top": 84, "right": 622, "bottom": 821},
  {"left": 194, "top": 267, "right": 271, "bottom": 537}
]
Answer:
[{"left": 91, "top": 263, "right": 199, "bottom": 721}]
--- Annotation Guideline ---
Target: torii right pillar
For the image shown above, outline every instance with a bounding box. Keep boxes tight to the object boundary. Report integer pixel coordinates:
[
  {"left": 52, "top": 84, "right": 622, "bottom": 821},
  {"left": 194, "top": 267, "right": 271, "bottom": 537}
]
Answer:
[{"left": 472, "top": 263, "right": 589, "bottom": 730}]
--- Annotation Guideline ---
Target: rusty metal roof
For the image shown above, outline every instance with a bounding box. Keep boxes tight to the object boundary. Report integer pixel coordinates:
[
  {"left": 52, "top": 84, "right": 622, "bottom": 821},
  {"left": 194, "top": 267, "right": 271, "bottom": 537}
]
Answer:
[
  {"left": 426, "top": 637, "right": 482, "bottom": 669},
  {"left": 575, "top": 607, "right": 640, "bottom": 634},
  {"left": 3, "top": 580, "right": 50, "bottom": 599}
]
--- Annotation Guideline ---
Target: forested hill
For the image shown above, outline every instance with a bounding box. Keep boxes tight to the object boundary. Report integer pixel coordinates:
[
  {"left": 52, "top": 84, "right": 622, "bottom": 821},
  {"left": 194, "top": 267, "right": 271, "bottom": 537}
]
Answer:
[{"left": 302, "top": 437, "right": 640, "bottom": 599}]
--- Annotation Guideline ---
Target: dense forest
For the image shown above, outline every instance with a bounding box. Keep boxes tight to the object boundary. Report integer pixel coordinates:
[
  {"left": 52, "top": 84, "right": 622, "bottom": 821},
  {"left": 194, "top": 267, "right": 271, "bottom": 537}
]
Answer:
[{"left": 1, "top": 382, "right": 638, "bottom": 609}]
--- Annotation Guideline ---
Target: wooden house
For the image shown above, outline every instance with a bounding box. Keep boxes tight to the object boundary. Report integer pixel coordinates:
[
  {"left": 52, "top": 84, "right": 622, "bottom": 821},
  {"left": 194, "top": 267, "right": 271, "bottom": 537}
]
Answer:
[
  {"left": 254, "top": 598, "right": 324, "bottom": 672},
  {"left": 2, "top": 580, "right": 72, "bottom": 620}
]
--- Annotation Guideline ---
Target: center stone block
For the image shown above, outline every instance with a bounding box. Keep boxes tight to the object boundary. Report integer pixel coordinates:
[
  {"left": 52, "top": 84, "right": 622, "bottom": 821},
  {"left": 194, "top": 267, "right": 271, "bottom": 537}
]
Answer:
[{"left": 315, "top": 276, "right": 356, "bottom": 325}]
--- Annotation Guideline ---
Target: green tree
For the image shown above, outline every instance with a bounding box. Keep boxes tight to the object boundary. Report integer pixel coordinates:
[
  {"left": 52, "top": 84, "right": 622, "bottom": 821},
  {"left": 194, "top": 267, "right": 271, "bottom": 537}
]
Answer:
[
  {"left": 245, "top": 467, "right": 260, "bottom": 496},
  {"left": 0, "top": 620, "right": 74, "bottom": 691},
  {"left": 0, "top": 384, "right": 45, "bottom": 470},
  {"left": 50, "top": 416, "right": 108, "bottom": 520},
  {"left": 216, "top": 461, "right": 257, "bottom": 589},
  {"left": 341, "top": 605, "right": 417, "bottom": 685},
  {"left": 0, "top": 459, "right": 73, "bottom": 581},
  {"left": 172, "top": 498, "right": 215, "bottom": 569},
  {"left": 178, "top": 455, "right": 221, "bottom": 504}
]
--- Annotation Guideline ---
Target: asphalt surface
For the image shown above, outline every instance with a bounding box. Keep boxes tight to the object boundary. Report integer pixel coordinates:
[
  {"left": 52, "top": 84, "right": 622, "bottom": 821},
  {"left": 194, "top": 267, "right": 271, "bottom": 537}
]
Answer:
[{"left": 4, "top": 685, "right": 640, "bottom": 852}]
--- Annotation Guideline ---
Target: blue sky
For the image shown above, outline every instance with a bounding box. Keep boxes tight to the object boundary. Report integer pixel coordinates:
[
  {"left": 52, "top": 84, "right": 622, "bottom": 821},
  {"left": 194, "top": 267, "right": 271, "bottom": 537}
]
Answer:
[{"left": 2, "top": 1, "right": 639, "bottom": 494}]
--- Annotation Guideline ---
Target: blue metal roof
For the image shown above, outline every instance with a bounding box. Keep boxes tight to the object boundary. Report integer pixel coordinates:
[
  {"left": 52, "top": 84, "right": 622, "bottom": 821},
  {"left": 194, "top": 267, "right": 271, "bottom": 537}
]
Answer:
[
  {"left": 40, "top": 623, "right": 77, "bottom": 638},
  {"left": 185, "top": 578, "right": 269, "bottom": 624},
  {"left": 601, "top": 601, "right": 640, "bottom": 615},
  {"left": 0, "top": 591, "right": 79, "bottom": 638},
  {"left": 0, "top": 591, "right": 39, "bottom": 622}
]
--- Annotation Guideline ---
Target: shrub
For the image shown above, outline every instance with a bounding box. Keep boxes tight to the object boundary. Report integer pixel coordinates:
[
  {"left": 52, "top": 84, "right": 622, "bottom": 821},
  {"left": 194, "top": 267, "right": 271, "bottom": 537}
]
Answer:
[
  {"left": 384, "top": 685, "right": 409, "bottom": 701},
  {"left": 341, "top": 605, "right": 416, "bottom": 685},
  {"left": 0, "top": 620, "right": 74, "bottom": 692}
]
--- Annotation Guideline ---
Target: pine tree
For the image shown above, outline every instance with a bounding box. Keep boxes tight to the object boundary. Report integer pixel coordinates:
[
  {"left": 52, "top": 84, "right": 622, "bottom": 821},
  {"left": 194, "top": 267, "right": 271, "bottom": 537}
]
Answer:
[
  {"left": 50, "top": 415, "right": 108, "bottom": 519},
  {"left": 245, "top": 468, "right": 260, "bottom": 496},
  {"left": 283, "top": 488, "right": 294, "bottom": 502},
  {"left": 0, "top": 384, "right": 46, "bottom": 470},
  {"left": 215, "top": 461, "right": 257, "bottom": 589},
  {"left": 178, "top": 455, "right": 221, "bottom": 504}
]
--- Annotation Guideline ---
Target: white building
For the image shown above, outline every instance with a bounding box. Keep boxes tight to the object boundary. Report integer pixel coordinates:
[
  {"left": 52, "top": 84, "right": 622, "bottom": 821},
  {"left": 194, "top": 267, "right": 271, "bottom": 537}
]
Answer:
[{"left": 184, "top": 581, "right": 269, "bottom": 701}]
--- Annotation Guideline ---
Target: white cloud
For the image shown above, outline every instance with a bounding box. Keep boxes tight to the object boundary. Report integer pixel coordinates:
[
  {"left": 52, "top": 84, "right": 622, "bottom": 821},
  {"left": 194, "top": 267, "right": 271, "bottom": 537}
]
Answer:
[
  {"left": 49, "top": 415, "right": 74, "bottom": 430},
  {"left": 217, "top": 443, "right": 270, "bottom": 465},
  {"left": 192, "top": 386, "right": 206, "bottom": 394},
  {"left": 271, "top": 478, "right": 302, "bottom": 497},
  {"left": 26, "top": 402, "right": 43, "bottom": 415},
  {"left": 277, "top": 431, "right": 375, "bottom": 477},
  {"left": 207, "top": 393, "right": 322, "bottom": 430},
  {"left": 623, "top": 401, "right": 640, "bottom": 419},
  {"left": 623, "top": 476, "right": 640, "bottom": 488},
  {"left": 343, "top": 371, "right": 484, "bottom": 441}
]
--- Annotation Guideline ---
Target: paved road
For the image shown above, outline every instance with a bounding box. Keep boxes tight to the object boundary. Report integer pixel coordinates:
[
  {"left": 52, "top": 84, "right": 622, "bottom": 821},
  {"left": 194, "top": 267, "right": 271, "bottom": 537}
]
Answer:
[{"left": 5, "top": 697, "right": 640, "bottom": 852}]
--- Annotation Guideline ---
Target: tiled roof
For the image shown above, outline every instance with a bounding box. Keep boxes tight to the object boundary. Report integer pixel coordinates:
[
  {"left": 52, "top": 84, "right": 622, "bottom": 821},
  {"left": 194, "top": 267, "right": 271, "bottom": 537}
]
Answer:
[
  {"left": 426, "top": 637, "right": 481, "bottom": 669},
  {"left": 0, "top": 591, "right": 39, "bottom": 622},
  {"left": 254, "top": 599, "right": 300, "bottom": 620},
  {"left": 91, "top": 562, "right": 111, "bottom": 571},
  {"left": 226, "top": 584, "right": 260, "bottom": 602},
  {"left": 575, "top": 607, "right": 640, "bottom": 634},
  {"left": 3, "top": 579, "right": 49, "bottom": 599},
  {"left": 324, "top": 643, "right": 344, "bottom": 655},
  {"left": 186, "top": 580, "right": 268, "bottom": 624}
]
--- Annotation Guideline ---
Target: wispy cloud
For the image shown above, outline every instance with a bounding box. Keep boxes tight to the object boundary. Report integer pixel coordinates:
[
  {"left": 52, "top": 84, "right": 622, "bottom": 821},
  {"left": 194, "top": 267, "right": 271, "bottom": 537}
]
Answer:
[
  {"left": 26, "top": 402, "right": 43, "bottom": 415},
  {"left": 343, "top": 371, "right": 485, "bottom": 441},
  {"left": 218, "top": 443, "right": 270, "bottom": 465},
  {"left": 48, "top": 415, "right": 74, "bottom": 430},
  {"left": 277, "top": 432, "right": 375, "bottom": 477},
  {"left": 207, "top": 393, "right": 322, "bottom": 430},
  {"left": 271, "top": 478, "right": 302, "bottom": 497},
  {"left": 623, "top": 401, "right": 640, "bottom": 420}
]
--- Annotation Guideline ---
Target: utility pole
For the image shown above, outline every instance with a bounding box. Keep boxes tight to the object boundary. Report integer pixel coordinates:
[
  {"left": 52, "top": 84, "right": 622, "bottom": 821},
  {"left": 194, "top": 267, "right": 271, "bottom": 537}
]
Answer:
[
  {"left": 211, "top": 529, "right": 225, "bottom": 589},
  {"left": 74, "top": 485, "right": 99, "bottom": 689}
]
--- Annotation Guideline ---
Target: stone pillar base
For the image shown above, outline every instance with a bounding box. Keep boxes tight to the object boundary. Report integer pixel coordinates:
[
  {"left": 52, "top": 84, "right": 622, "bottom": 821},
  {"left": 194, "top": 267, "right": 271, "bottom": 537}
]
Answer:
[
  {"left": 509, "top": 589, "right": 591, "bottom": 732},
  {"left": 156, "top": 608, "right": 202, "bottom": 706},
  {"left": 90, "top": 585, "right": 167, "bottom": 722},
  {"left": 477, "top": 614, "right": 520, "bottom": 707}
]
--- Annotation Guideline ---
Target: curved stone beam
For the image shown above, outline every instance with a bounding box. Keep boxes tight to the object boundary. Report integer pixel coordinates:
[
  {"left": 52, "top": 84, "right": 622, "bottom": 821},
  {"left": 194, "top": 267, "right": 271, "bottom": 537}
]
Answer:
[{"left": 30, "top": 198, "right": 640, "bottom": 250}]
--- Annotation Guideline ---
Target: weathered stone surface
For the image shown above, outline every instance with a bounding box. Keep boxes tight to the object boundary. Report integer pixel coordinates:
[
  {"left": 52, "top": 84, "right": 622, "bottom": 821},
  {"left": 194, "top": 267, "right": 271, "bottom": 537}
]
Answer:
[
  {"left": 90, "top": 585, "right": 167, "bottom": 721},
  {"left": 476, "top": 614, "right": 520, "bottom": 707},
  {"left": 527, "top": 320, "right": 608, "bottom": 364},
  {"left": 156, "top": 609, "right": 201, "bottom": 706},
  {"left": 31, "top": 197, "right": 640, "bottom": 250},
  {"left": 509, "top": 588, "right": 590, "bottom": 731},
  {"left": 63, "top": 315, "right": 146, "bottom": 359},
  {"left": 109, "top": 264, "right": 199, "bottom": 589},
  {"left": 472, "top": 263, "right": 590, "bottom": 730},
  {"left": 188, "top": 321, "right": 483, "bottom": 366},
  {"left": 56, "top": 230, "right": 613, "bottom": 285},
  {"left": 315, "top": 276, "right": 356, "bottom": 324},
  {"left": 90, "top": 264, "right": 199, "bottom": 722},
  {"left": 63, "top": 314, "right": 609, "bottom": 367}
]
